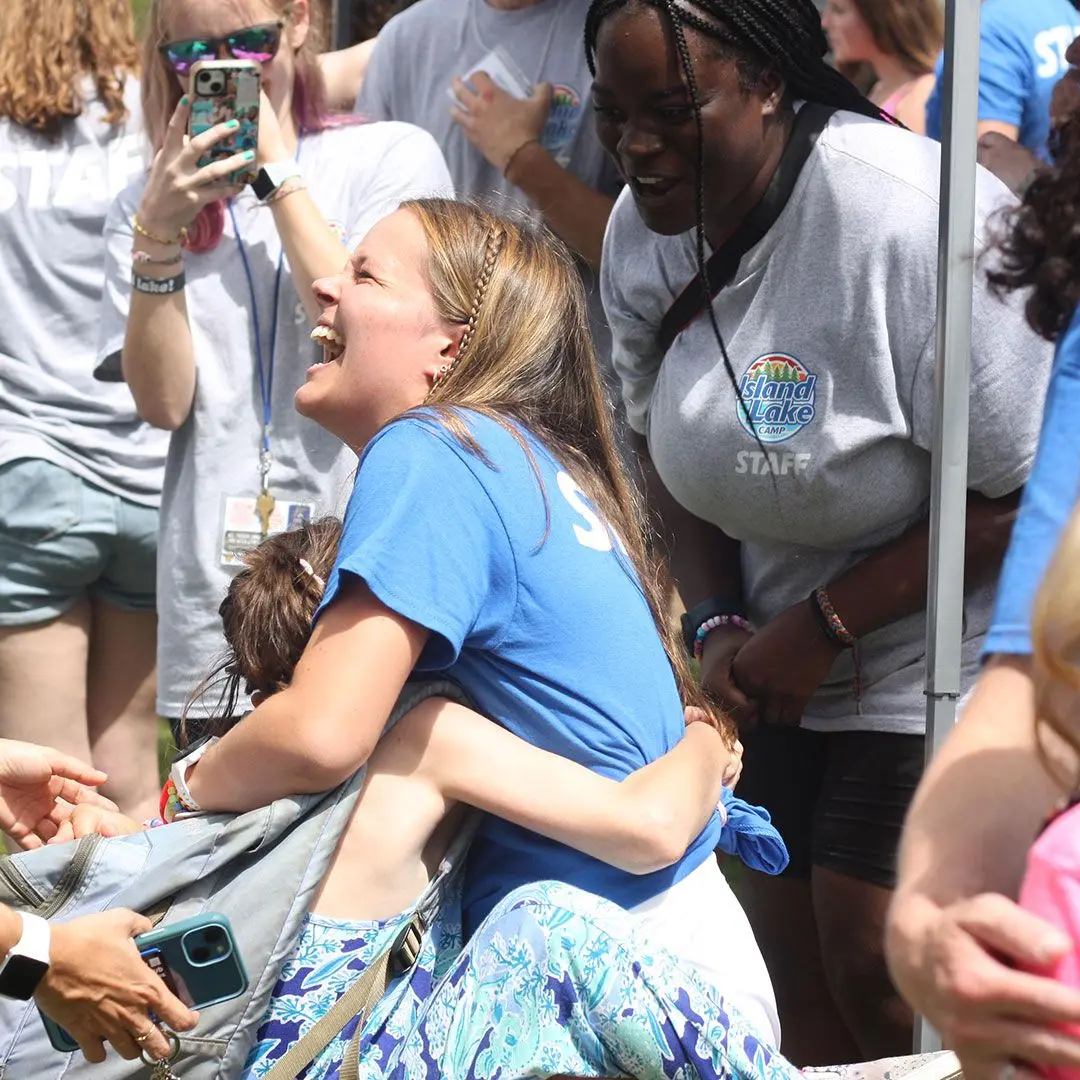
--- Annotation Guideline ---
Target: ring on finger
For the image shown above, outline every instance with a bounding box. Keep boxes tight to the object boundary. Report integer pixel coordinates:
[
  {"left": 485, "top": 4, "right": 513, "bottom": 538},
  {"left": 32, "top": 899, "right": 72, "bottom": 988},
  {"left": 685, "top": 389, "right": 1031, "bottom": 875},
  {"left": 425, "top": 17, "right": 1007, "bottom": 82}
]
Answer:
[
  {"left": 134, "top": 1023, "right": 158, "bottom": 1045},
  {"left": 140, "top": 1028, "right": 181, "bottom": 1066}
]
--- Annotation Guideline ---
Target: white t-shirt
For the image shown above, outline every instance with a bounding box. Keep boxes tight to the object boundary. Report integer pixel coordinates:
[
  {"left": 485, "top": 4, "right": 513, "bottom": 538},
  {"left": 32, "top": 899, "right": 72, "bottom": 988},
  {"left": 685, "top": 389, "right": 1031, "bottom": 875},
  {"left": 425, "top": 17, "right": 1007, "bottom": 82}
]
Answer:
[
  {"left": 98, "top": 120, "right": 453, "bottom": 716},
  {"left": 0, "top": 76, "right": 166, "bottom": 505},
  {"left": 357, "top": 0, "right": 624, "bottom": 366},
  {"left": 602, "top": 110, "right": 1053, "bottom": 735}
]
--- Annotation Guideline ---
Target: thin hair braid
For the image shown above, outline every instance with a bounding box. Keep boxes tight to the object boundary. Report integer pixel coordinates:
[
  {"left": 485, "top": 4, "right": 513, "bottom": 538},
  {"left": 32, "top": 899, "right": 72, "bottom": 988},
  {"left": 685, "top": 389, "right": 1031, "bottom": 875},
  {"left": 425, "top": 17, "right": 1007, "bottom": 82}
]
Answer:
[
  {"left": 433, "top": 226, "right": 506, "bottom": 390},
  {"left": 662, "top": 0, "right": 747, "bottom": 439}
]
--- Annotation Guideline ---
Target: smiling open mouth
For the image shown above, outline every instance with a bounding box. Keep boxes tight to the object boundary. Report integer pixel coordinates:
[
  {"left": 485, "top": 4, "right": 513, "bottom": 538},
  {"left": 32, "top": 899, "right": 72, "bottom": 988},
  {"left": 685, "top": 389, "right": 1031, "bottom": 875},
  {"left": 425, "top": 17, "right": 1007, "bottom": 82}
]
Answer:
[
  {"left": 629, "top": 175, "right": 681, "bottom": 198},
  {"left": 309, "top": 323, "right": 345, "bottom": 363}
]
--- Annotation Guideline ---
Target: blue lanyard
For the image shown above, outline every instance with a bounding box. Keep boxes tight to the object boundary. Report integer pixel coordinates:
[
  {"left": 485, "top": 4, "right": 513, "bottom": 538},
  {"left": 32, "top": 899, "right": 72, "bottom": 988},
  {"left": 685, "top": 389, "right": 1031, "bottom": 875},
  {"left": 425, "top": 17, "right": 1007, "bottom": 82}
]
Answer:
[{"left": 227, "top": 133, "right": 302, "bottom": 494}]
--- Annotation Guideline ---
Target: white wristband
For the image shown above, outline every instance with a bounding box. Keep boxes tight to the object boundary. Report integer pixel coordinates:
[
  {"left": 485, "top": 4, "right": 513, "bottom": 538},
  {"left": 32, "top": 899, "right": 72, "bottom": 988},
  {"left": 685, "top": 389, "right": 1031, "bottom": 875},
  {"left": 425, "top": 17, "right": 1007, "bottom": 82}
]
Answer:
[{"left": 168, "top": 736, "right": 220, "bottom": 814}]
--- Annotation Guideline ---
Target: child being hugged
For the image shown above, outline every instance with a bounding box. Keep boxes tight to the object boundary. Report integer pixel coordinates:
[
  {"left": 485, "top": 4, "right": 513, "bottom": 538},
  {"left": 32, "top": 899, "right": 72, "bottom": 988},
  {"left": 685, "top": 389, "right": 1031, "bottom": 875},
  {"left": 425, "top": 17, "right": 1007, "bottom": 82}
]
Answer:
[{"left": 58, "top": 517, "right": 757, "bottom": 1078}]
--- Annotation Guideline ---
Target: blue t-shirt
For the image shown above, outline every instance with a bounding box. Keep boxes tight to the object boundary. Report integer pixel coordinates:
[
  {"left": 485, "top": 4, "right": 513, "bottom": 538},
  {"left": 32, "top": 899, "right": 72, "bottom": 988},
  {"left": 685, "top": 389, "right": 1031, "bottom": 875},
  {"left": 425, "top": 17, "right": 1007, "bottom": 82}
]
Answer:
[
  {"left": 984, "top": 306, "right": 1080, "bottom": 657},
  {"left": 320, "top": 410, "right": 724, "bottom": 932},
  {"left": 926, "top": 0, "right": 1080, "bottom": 160}
]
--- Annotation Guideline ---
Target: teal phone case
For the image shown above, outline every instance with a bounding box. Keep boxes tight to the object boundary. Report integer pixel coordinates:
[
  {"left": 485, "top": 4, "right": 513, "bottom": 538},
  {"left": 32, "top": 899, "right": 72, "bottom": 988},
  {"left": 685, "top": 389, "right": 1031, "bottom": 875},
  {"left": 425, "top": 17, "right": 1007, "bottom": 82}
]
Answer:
[{"left": 41, "top": 912, "right": 248, "bottom": 1053}]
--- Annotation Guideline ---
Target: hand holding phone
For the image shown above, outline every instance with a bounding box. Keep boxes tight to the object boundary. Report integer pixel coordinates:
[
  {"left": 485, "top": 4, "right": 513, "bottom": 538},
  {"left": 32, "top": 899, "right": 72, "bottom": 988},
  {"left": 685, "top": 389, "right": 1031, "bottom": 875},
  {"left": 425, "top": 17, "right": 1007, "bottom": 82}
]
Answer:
[
  {"left": 188, "top": 60, "right": 262, "bottom": 184},
  {"left": 41, "top": 913, "right": 246, "bottom": 1055}
]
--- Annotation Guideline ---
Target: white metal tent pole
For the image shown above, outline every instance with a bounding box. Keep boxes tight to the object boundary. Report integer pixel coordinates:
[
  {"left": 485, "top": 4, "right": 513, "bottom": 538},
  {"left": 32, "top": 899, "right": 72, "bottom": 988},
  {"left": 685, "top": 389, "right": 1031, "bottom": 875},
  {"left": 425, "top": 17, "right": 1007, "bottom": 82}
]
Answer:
[{"left": 916, "top": 0, "right": 982, "bottom": 1055}]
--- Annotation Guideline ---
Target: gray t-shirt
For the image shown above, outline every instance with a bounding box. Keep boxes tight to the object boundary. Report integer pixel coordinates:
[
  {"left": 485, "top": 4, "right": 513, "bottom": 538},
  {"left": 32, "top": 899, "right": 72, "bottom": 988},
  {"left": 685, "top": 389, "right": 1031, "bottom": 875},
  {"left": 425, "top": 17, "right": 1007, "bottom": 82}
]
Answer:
[
  {"left": 602, "top": 110, "right": 1053, "bottom": 735},
  {"left": 0, "top": 76, "right": 166, "bottom": 505},
  {"left": 357, "top": 0, "right": 623, "bottom": 363},
  {"left": 99, "top": 121, "right": 453, "bottom": 716}
]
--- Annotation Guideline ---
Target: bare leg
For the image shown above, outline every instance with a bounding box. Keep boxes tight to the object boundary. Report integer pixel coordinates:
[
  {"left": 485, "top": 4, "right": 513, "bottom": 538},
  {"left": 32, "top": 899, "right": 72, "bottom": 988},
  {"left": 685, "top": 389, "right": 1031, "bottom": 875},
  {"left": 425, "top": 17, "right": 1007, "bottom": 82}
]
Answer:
[
  {"left": 739, "top": 870, "right": 863, "bottom": 1065},
  {"left": 0, "top": 604, "right": 91, "bottom": 758},
  {"left": 86, "top": 598, "right": 159, "bottom": 821},
  {"left": 813, "top": 867, "right": 913, "bottom": 1060}
]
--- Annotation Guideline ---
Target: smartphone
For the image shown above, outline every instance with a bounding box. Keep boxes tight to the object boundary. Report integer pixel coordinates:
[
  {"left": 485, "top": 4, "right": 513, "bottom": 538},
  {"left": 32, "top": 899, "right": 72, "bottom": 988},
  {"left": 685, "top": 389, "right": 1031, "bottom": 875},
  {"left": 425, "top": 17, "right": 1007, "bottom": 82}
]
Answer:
[
  {"left": 41, "top": 912, "right": 248, "bottom": 1053},
  {"left": 188, "top": 59, "right": 261, "bottom": 183}
]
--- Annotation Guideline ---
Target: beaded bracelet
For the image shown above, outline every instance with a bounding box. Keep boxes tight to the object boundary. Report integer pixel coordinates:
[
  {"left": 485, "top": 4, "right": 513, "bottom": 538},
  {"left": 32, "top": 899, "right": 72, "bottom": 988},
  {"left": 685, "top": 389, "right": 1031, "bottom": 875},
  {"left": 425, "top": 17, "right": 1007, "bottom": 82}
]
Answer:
[
  {"left": 265, "top": 176, "right": 307, "bottom": 205},
  {"left": 132, "top": 213, "right": 186, "bottom": 246},
  {"left": 693, "top": 613, "right": 753, "bottom": 659},
  {"left": 132, "top": 248, "right": 183, "bottom": 267},
  {"left": 810, "top": 586, "right": 857, "bottom": 648}
]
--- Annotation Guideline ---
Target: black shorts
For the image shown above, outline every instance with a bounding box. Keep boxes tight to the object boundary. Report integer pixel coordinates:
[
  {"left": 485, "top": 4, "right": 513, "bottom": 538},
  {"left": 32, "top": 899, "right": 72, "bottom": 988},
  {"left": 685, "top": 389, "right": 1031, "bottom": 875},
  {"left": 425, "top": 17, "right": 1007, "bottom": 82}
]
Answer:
[{"left": 735, "top": 724, "right": 926, "bottom": 889}]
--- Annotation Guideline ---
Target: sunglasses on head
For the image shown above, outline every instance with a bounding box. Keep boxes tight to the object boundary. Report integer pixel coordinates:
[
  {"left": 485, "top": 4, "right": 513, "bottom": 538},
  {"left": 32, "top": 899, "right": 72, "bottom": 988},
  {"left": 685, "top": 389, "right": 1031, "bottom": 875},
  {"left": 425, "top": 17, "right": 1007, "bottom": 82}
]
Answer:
[{"left": 159, "top": 21, "right": 284, "bottom": 76}]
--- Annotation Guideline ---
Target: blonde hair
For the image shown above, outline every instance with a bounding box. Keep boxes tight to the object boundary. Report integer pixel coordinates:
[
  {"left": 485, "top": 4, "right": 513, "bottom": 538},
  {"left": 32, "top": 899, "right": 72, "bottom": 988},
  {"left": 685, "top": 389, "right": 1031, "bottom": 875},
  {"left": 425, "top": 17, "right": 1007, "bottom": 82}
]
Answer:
[
  {"left": 1033, "top": 503, "right": 1080, "bottom": 786},
  {"left": 0, "top": 0, "right": 137, "bottom": 136},
  {"left": 403, "top": 198, "right": 734, "bottom": 742}
]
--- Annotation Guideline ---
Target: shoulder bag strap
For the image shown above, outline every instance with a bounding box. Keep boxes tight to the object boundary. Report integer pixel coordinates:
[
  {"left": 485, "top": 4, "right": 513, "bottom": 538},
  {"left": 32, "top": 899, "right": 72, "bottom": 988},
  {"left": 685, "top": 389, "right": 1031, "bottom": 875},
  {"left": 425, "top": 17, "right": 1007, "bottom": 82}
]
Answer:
[
  {"left": 261, "top": 908, "right": 424, "bottom": 1080},
  {"left": 656, "top": 102, "right": 837, "bottom": 356}
]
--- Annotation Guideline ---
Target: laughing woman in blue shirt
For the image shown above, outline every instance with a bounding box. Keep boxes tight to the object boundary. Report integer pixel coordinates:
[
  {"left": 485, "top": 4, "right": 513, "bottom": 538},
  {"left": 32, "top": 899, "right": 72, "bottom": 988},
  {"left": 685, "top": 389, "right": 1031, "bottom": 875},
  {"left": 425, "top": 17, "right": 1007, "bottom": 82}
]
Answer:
[{"left": 179, "top": 197, "right": 784, "bottom": 1061}]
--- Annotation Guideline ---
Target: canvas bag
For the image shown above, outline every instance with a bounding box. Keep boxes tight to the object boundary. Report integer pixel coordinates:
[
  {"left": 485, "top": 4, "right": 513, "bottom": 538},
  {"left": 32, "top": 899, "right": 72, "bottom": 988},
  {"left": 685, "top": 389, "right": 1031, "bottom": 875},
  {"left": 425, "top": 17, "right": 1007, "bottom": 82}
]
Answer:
[{"left": 0, "top": 679, "right": 472, "bottom": 1080}]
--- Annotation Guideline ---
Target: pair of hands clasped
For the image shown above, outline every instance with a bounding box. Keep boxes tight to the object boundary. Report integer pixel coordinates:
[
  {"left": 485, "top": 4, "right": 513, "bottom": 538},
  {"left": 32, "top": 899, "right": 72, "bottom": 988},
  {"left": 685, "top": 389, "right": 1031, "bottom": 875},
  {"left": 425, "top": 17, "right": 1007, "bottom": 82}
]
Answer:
[
  {"left": 0, "top": 741, "right": 196, "bottom": 1063},
  {"left": 700, "top": 599, "right": 844, "bottom": 731}
]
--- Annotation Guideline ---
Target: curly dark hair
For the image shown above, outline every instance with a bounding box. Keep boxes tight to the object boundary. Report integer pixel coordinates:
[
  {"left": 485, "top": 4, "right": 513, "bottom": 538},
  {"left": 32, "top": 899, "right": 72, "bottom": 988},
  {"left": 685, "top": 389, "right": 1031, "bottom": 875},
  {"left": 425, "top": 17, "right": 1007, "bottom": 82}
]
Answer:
[{"left": 988, "top": 117, "right": 1080, "bottom": 342}]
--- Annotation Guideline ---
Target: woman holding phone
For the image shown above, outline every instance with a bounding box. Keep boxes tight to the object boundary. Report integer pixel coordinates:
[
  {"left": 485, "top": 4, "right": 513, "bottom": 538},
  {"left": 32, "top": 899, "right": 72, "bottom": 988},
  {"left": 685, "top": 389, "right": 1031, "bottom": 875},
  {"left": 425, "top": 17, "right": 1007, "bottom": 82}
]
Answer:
[{"left": 98, "top": 0, "right": 451, "bottom": 734}]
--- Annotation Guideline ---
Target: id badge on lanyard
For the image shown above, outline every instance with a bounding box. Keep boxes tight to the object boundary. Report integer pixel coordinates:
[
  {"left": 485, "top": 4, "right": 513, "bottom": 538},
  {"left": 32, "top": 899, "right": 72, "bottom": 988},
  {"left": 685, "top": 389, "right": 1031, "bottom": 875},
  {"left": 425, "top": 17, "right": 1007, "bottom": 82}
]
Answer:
[{"left": 220, "top": 140, "right": 311, "bottom": 568}]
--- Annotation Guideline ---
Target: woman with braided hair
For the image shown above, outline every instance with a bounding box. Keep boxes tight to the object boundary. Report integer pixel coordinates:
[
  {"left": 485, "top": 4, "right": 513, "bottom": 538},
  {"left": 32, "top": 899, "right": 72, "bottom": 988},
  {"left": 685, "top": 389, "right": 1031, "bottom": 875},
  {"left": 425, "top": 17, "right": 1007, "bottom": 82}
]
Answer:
[
  {"left": 158, "top": 195, "right": 795, "bottom": 1076},
  {"left": 591, "top": 0, "right": 1053, "bottom": 1062}
]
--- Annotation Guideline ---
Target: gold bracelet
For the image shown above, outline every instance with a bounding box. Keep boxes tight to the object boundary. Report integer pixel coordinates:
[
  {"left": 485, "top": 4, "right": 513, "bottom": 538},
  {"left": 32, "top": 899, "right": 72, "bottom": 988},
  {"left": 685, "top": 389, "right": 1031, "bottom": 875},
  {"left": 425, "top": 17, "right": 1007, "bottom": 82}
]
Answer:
[
  {"left": 503, "top": 138, "right": 541, "bottom": 180},
  {"left": 132, "top": 214, "right": 186, "bottom": 246}
]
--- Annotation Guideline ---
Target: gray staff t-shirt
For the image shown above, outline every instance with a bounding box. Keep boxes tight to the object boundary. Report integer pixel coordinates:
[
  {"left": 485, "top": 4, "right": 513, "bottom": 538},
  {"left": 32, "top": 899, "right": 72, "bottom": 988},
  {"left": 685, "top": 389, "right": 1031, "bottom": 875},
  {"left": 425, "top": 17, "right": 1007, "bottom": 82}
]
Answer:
[
  {"left": 602, "top": 110, "right": 1053, "bottom": 735},
  {"left": 0, "top": 76, "right": 166, "bottom": 504},
  {"left": 357, "top": 0, "right": 623, "bottom": 364},
  {"left": 99, "top": 121, "right": 453, "bottom": 716}
]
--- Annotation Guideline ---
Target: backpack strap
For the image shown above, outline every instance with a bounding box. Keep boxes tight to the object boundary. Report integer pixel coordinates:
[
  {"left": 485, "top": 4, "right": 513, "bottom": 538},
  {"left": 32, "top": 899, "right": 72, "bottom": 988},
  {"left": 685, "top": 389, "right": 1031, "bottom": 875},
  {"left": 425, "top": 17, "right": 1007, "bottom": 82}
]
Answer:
[
  {"left": 261, "top": 811, "right": 481, "bottom": 1080},
  {"left": 656, "top": 102, "right": 836, "bottom": 356}
]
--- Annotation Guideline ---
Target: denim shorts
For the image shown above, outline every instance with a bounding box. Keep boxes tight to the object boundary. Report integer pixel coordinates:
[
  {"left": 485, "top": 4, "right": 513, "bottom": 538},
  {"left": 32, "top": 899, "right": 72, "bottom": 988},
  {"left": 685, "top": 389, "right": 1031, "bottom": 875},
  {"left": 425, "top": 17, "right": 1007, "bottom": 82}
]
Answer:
[{"left": 0, "top": 458, "right": 158, "bottom": 626}]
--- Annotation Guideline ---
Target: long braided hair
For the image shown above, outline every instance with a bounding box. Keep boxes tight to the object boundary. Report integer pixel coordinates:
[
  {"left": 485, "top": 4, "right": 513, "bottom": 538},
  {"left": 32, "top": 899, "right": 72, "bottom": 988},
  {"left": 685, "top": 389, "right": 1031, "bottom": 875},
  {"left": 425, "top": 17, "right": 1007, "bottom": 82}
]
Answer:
[{"left": 585, "top": 0, "right": 892, "bottom": 441}]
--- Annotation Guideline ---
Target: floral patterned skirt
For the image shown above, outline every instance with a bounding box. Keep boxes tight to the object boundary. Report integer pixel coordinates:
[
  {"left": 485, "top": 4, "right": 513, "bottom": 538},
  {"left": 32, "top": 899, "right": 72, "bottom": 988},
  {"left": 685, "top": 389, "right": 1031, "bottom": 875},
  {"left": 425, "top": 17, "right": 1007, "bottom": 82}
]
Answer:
[{"left": 242, "top": 880, "right": 801, "bottom": 1080}]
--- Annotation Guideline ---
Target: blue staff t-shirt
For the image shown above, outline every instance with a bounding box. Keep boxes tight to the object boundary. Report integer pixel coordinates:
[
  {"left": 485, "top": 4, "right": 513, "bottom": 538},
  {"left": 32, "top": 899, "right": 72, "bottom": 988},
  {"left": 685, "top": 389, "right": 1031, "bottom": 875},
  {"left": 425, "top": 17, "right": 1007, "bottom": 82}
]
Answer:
[
  {"left": 926, "top": 0, "right": 1080, "bottom": 160},
  {"left": 984, "top": 307, "right": 1080, "bottom": 657},
  {"left": 319, "top": 409, "right": 724, "bottom": 932}
]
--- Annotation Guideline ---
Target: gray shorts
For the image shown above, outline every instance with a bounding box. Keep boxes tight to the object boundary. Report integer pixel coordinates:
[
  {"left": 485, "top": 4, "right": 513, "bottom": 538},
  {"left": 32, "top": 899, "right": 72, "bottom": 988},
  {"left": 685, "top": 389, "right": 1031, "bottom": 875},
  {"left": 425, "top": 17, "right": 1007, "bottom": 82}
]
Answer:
[{"left": 0, "top": 458, "right": 158, "bottom": 626}]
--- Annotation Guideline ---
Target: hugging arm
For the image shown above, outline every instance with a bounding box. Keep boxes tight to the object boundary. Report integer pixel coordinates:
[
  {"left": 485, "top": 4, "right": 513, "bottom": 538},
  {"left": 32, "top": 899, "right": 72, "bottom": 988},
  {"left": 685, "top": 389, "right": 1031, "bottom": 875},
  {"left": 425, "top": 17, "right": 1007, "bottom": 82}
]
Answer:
[
  {"left": 407, "top": 700, "right": 728, "bottom": 874},
  {"left": 187, "top": 576, "right": 426, "bottom": 812}
]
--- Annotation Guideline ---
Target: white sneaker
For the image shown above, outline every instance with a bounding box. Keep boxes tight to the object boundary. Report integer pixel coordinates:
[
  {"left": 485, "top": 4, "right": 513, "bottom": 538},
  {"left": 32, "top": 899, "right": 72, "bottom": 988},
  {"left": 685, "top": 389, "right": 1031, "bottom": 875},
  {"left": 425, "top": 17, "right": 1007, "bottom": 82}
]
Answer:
[{"left": 801, "top": 1050, "right": 962, "bottom": 1080}]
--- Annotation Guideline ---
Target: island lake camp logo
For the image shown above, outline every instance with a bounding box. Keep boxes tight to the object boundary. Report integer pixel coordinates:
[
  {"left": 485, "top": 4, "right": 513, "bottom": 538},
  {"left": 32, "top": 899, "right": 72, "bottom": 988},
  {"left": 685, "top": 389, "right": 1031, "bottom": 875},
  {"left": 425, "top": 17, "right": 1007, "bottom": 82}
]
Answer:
[{"left": 736, "top": 353, "right": 817, "bottom": 443}]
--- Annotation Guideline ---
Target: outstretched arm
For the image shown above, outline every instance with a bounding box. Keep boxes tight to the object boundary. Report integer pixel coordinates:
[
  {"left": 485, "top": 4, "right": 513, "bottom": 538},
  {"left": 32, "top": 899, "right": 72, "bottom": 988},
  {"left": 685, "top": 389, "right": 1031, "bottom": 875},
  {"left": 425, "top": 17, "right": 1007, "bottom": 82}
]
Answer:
[{"left": 404, "top": 699, "right": 729, "bottom": 874}]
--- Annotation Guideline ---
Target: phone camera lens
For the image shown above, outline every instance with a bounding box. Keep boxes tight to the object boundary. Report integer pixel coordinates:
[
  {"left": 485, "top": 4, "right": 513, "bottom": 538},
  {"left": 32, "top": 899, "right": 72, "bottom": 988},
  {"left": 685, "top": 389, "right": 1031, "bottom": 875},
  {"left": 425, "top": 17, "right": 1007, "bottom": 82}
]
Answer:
[
  {"left": 191, "top": 945, "right": 211, "bottom": 964},
  {"left": 204, "top": 926, "right": 226, "bottom": 944}
]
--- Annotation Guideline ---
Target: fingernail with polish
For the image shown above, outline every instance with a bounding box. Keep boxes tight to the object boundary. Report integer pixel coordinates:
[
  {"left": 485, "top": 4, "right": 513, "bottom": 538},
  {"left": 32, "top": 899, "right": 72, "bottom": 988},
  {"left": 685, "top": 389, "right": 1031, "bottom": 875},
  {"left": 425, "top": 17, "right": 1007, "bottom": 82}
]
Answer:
[
  {"left": 243, "top": 150, "right": 256, "bottom": 160},
  {"left": 179, "top": 95, "right": 189, "bottom": 106},
  {"left": 226, "top": 119, "right": 240, "bottom": 129}
]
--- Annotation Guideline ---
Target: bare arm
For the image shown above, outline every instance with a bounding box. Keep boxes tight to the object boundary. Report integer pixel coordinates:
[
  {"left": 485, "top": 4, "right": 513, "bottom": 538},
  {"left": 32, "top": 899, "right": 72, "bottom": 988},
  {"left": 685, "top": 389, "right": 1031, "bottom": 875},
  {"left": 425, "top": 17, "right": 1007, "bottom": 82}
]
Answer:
[
  {"left": 187, "top": 576, "right": 426, "bottom": 812},
  {"left": 319, "top": 39, "right": 378, "bottom": 112},
  {"left": 265, "top": 186, "right": 351, "bottom": 323},
  {"left": 121, "top": 259, "right": 198, "bottom": 431},
  {"left": 978, "top": 119, "right": 1021, "bottom": 141},
  {"left": 408, "top": 701, "right": 727, "bottom": 874},
  {"left": 884, "top": 657, "right": 1080, "bottom": 1075},
  {"left": 123, "top": 102, "right": 248, "bottom": 430},
  {"left": 504, "top": 141, "right": 614, "bottom": 270},
  {"left": 449, "top": 73, "right": 614, "bottom": 269}
]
